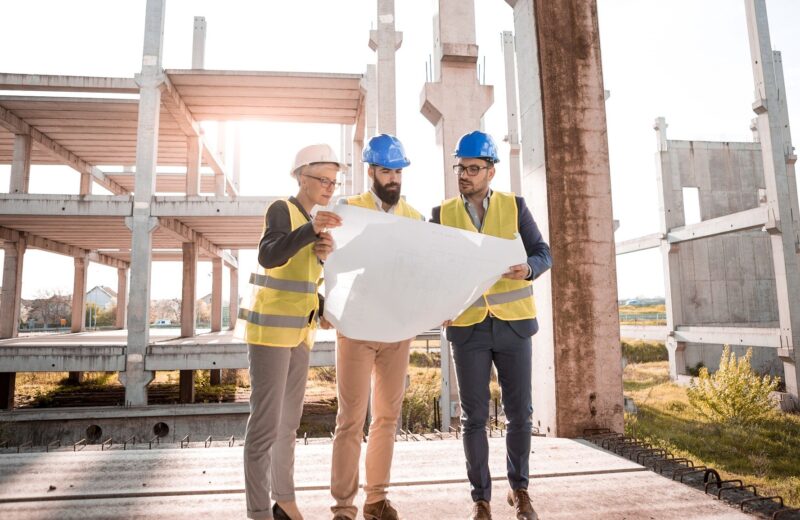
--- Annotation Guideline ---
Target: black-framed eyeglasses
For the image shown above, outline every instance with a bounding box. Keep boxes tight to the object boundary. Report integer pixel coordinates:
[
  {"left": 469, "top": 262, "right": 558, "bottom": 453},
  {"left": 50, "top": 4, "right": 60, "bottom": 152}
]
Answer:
[
  {"left": 453, "top": 164, "right": 491, "bottom": 176},
  {"left": 302, "top": 173, "right": 341, "bottom": 188}
]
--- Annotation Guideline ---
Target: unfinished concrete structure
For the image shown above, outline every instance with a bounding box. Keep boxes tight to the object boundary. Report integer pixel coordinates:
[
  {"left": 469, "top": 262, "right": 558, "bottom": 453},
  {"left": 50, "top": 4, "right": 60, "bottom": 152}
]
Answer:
[
  {"left": 618, "top": 0, "right": 800, "bottom": 405},
  {"left": 1, "top": 0, "right": 624, "bottom": 440}
]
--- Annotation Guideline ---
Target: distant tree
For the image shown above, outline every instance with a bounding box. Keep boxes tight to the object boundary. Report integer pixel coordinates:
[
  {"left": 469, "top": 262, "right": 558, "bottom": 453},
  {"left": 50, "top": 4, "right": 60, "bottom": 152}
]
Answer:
[
  {"left": 149, "top": 298, "right": 180, "bottom": 324},
  {"left": 196, "top": 299, "right": 211, "bottom": 326},
  {"left": 29, "top": 289, "right": 71, "bottom": 327}
]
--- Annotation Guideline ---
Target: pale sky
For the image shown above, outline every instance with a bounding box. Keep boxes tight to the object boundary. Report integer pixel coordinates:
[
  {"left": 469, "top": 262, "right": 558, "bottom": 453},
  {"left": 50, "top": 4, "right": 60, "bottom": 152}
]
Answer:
[{"left": 1, "top": 0, "right": 799, "bottom": 301}]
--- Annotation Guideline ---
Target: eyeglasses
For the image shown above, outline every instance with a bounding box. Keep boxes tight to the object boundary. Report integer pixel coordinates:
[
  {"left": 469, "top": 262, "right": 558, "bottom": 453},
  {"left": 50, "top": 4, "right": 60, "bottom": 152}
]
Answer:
[
  {"left": 452, "top": 164, "right": 491, "bottom": 176},
  {"left": 302, "top": 173, "right": 341, "bottom": 189}
]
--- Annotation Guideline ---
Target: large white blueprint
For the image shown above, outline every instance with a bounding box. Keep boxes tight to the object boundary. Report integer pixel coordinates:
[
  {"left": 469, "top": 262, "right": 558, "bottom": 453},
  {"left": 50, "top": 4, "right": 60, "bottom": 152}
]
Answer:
[{"left": 322, "top": 204, "right": 526, "bottom": 342}]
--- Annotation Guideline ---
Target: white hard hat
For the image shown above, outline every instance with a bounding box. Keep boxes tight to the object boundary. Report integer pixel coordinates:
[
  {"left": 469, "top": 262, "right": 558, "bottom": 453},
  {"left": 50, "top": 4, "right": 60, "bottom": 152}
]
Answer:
[{"left": 291, "top": 144, "right": 345, "bottom": 176}]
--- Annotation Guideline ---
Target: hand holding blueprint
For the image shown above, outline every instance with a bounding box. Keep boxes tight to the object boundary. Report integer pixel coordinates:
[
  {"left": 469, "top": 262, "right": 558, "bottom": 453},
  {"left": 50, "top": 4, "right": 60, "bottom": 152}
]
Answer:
[{"left": 322, "top": 204, "right": 527, "bottom": 342}]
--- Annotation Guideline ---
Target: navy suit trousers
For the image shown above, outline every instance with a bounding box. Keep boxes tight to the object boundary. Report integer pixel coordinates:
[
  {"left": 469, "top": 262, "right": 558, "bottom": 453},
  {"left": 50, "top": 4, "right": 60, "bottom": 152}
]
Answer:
[{"left": 450, "top": 316, "right": 533, "bottom": 502}]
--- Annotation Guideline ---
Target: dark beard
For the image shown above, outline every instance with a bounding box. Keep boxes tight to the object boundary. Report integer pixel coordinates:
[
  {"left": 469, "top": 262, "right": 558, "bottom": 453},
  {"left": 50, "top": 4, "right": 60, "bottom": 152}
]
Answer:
[{"left": 373, "top": 180, "right": 401, "bottom": 206}]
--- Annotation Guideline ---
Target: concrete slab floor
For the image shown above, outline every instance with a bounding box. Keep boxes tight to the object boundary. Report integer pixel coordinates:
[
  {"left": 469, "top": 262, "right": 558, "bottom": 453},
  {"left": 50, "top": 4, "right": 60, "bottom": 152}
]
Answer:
[{"left": 0, "top": 437, "right": 756, "bottom": 519}]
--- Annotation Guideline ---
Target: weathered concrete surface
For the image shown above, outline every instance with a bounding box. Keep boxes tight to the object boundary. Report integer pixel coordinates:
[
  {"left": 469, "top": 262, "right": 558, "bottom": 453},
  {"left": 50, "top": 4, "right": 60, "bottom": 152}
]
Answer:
[
  {"left": 509, "top": 0, "right": 623, "bottom": 437},
  {"left": 0, "top": 437, "right": 751, "bottom": 519}
]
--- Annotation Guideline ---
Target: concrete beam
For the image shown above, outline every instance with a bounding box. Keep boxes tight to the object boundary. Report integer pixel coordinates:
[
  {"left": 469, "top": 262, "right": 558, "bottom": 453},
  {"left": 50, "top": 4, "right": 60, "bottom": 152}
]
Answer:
[
  {"left": 159, "top": 75, "right": 200, "bottom": 137},
  {"left": 0, "top": 226, "right": 129, "bottom": 269},
  {"left": 615, "top": 233, "right": 663, "bottom": 255},
  {"left": 0, "top": 73, "right": 138, "bottom": 93},
  {"left": 145, "top": 341, "right": 335, "bottom": 370},
  {"left": 620, "top": 325, "right": 668, "bottom": 342},
  {"left": 157, "top": 216, "right": 224, "bottom": 259},
  {"left": 508, "top": 0, "right": 623, "bottom": 437},
  {"left": 666, "top": 206, "right": 769, "bottom": 244},
  {"left": 0, "top": 237, "right": 26, "bottom": 339},
  {"left": 0, "top": 195, "right": 132, "bottom": 216},
  {"left": 71, "top": 256, "right": 88, "bottom": 333},
  {"left": 151, "top": 196, "right": 279, "bottom": 217},
  {"left": 673, "top": 326, "right": 782, "bottom": 348},
  {"left": 0, "top": 346, "right": 124, "bottom": 372}
]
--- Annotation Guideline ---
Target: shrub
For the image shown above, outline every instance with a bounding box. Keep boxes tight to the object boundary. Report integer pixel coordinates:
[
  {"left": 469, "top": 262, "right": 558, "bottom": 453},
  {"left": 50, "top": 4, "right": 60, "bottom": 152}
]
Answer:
[
  {"left": 687, "top": 346, "right": 779, "bottom": 426},
  {"left": 621, "top": 340, "right": 668, "bottom": 363}
]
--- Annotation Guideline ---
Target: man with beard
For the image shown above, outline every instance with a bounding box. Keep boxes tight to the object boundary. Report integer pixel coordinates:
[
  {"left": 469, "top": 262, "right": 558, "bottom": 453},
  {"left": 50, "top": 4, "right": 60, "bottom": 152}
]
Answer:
[
  {"left": 431, "top": 131, "right": 551, "bottom": 520},
  {"left": 324, "top": 134, "right": 423, "bottom": 520}
]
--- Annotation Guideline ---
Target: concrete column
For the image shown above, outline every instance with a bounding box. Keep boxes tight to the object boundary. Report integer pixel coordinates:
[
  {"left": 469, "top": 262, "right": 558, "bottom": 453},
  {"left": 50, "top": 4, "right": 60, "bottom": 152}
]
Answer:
[
  {"left": 179, "top": 242, "right": 197, "bottom": 402},
  {"left": 368, "top": 0, "right": 402, "bottom": 135},
  {"left": 228, "top": 253, "right": 238, "bottom": 331},
  {"left": 79, "top": 171, "right": 92, "bottom": 195},
  {"left": 215, "top": 122, "right": 227, "bottom": 196},
  {"left": 772, "top": 51, "right": 800, "bottom": 252},
  {"left": 211, "top": 257, "right": 222, "bottom": 331},
  {"left": 115, "top": 267, "right": 128, "bottom": 329},
  {"left": 653, "top": 118, "right": 687, "bottom": 379},
  {"left": 181, "top": 242, "right": 197, "bottom": 338},
  {"left": 70, "top": 256, "right": 88, "bottom": 333},
  {"left": 121, "top": 0, "right": 165, "bottom": 407},
  {"left": 67, "top": 255, "right": 88, "bottom": 384},
  {"left": 507, "top": 0, "right": 623, "bottom": 437},
  {"left": 186, "top": 136, "right": 201, "bottom": 196},
  {"left": 191, "top": 16, "right": 206, "bottom": 69},
  {"left": 0, "top": 372, "right": 15, "bottom": 410},
  {"left": 0, "top": 238, "right": 26, "bottom": 339},
  {"left": 10, "top": 133, "right": 31, "bottom": 194},
  {"left": 340, "top": 125, "right": 353, "bottom": 195},
  {"left": 501, "top": 31, "right": 523, "bottom": 195},
  {"left": 365, "top": 64, "right": 378, "bottom": 140},
  {"left": 745, "top": 0, "right": 800, "bottom": 400},
  {"left": 421, "top": 0, "right": 493, "bottom": 198}
]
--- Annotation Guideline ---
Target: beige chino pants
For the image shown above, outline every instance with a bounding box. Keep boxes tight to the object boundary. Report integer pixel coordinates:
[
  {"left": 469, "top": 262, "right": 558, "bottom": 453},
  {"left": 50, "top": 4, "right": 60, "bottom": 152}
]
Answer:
[{"left": 330, "top": 333, "right": 412, "bottom": 519}]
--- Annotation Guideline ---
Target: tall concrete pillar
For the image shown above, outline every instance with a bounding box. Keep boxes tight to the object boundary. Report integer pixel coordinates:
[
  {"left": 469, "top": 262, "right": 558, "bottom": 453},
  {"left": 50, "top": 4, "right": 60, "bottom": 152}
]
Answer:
[
  {"left": 70, "top": 256, "right": 88, "bottom": 333},
  {"left": 228, "top": 255, "right": 238, "bottom": 331},
  {"left": 340, "top": 125, "right": 353, "bottom": 195},
  {"left": 122, "top": 0, "right": 165, "bottom": 407},
  {"left": 421, "top": 0, "right": 493, "bottom": 198},
  {"left": 216, "top": 122, "right": 227, "bottom": 196},
  {"left": 653, "top": 118, "right": 687, "bottom": 380},
  {"left": 115, "top": 267, "right": 128, "bottom": 329},
  {"left": 10, "top": 133, "right": 31, "bottom": 194},
  {"left": 180, "top": 241, "right": 197, "bottom": 402},
  {"left": 369, "top": 0, "right": 402, "bottom": 135},
  {"left": 365, "top": 64, "right": 377, "bottom": 140},
  {"left": 501, "top": 31, "right": 523, "bottom": 195},
  {"left": 211, "top": 257, "right": 222, "bottom": 332},
  {"left": 745, "top": 0, "right": 800, "bottom": 401},
  {"left": 0, "top": 237, "right": 26, "bottom": 339},
  {"left": 507, "top": 0, "right": 623, "bottom": 437},
  {"left": 191, "top": 16, "right": 206, "bottom": 69},
  {"left": 186, "top": 136, "right": 201, "bottom": 196}
]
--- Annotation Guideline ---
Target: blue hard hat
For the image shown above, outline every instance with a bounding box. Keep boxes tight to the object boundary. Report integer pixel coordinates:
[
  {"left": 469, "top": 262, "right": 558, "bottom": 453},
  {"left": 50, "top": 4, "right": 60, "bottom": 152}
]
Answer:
[
  {"left": 362, "top": 134, "right": 411, "bottom": 169},
  {"left": 453, "top": 130, "right": 500, "bottom": 163}
]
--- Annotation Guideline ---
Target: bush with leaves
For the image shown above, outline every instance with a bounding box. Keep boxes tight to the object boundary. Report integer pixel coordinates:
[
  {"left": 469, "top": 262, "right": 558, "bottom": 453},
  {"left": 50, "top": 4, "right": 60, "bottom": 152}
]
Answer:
[{"left": 687, "top": 345, "right": 779, "bottom": 425}]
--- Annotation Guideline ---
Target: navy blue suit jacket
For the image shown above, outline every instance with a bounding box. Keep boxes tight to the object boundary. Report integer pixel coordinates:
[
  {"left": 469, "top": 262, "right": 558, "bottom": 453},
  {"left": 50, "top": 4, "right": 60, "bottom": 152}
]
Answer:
[{"left": 431, "top": 195, "right": 552, "bottom": 344}]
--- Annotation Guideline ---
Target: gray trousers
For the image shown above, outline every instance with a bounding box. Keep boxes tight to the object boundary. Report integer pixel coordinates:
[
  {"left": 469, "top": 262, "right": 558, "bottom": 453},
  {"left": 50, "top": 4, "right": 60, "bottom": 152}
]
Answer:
[{"left": 244, "top": 342, "right": 310, "bottom": 519}]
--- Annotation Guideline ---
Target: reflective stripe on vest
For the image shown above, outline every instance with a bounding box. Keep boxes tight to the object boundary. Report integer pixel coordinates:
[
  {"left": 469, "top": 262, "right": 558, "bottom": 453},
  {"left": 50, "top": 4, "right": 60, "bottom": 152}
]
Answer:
[
  {"left": 440, "top": 191, "right": 536, "bottom": 326},
  {"left": 236, "top": 200, "right": 322, "bottom": 347},
  {"left": 346, "top": 191, "right": 423, "bottom": 220}
]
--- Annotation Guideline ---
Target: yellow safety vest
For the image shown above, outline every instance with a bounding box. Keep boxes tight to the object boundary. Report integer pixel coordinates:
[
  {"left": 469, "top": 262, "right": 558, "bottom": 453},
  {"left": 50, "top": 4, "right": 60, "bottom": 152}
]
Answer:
[
  {"left": 237, "top": 201, "right": 322, "bottom": 347},
  {"left": 346, "top": 191, "right": 423, "bottom": 220},
  {"left": 440, "top": 191, "right": 536, "bottom": 326}
]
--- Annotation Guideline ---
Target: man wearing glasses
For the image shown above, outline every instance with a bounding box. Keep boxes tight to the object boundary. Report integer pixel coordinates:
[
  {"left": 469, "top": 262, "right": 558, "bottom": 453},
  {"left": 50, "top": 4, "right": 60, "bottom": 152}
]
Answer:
[
  {"left": 324, "top": 134, "right": 423, "bottom": 520},
  {"left": 431, "top": 131, "right": 551, "bottom": 520}
]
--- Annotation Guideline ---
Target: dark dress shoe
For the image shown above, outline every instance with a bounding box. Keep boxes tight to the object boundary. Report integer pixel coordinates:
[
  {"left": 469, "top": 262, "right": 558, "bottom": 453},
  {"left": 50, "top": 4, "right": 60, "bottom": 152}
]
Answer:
[
  {"left": 272, "top": 502, "right": 292, "bottom": 520},
  {"left": 507, "top": 488, "right": 538, "bottom": 520},
  {"left": 470, "top": 500, "right": 492, "bottom": 520},
  {"left": 363, "top": 499, "right": 400, "bottom": 520}
]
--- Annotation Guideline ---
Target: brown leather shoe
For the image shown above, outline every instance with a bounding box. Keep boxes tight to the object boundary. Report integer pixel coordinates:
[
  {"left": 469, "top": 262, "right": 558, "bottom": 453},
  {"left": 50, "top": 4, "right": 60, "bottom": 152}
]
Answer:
[
  {"left": 470, "top": 500, "right": 492, "bottom": 520},
  {"left": 363, "top": 499, "right": 400, "bottom": 520},
  {"left": 507, "top": 488, "right": 538, "bottom": 520}
]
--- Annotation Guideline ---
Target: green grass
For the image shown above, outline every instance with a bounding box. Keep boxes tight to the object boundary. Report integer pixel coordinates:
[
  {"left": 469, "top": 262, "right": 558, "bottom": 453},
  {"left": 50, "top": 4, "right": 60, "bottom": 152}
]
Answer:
[{"left": 624, "top": 362, "right": 800, "bottom": 507}]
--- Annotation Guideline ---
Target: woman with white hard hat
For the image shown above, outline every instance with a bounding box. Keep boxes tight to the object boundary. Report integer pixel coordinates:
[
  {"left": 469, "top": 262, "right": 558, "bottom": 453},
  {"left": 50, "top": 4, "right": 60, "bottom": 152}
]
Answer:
[{"left": 237, "top": 143, "right": 344, "bottom": 520}]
